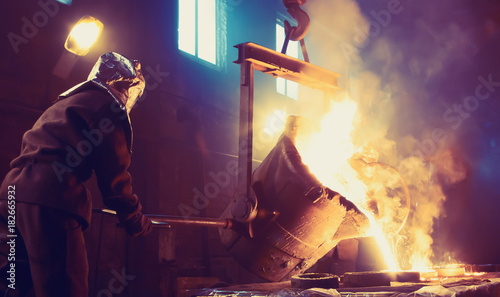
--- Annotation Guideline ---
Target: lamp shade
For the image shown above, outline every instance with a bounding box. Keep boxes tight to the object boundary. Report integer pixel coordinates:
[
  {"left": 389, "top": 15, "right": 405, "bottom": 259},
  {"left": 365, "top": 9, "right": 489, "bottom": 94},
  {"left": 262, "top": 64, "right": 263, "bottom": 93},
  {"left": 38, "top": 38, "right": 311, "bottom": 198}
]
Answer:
[{"left": 64, "top": 15, "right": 103, "bottom": 56}]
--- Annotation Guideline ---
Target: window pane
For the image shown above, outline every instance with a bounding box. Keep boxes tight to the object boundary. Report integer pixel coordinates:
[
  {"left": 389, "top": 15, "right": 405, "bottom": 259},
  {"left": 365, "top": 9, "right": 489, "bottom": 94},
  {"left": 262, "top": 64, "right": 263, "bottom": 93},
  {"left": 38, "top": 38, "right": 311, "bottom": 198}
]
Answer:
[
  {"left": 277, "top": 77, "right": 286, "bottom": 95},
  {"left": 276, "top": 24, "right": 285, "bottom": 95},
  {"left": 287, "top": 80, "right": 298, "bottom": 100},
  {"left": 276, "top": 21, "right": 299, "bottom": 100},
  {"left": 178, "top": 0, "right": 196, "bottom": 56},
  {"left": 55, "top": 0, "right": 72, "bottom": 5},
  {"left": 287, "top": 40, "right": 299, "bottom": 58},
  {"left": 276, "top": 23, "right": 284, "bottom": 53},
  {"left": 197, "top": 0, "right": 216, "bottom": 64}
]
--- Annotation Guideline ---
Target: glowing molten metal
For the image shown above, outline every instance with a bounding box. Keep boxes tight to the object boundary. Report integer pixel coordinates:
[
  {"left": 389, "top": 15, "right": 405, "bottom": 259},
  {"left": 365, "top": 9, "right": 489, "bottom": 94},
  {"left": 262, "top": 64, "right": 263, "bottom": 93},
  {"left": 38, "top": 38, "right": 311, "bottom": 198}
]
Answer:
[{"left": 295, "top": 98, "right": 406, "bottom": 271}]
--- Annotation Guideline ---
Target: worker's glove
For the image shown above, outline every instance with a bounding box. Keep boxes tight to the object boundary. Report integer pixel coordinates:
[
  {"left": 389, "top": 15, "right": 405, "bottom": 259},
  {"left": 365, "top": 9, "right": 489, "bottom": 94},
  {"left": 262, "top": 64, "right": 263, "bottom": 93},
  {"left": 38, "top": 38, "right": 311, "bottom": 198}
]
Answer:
[{"left": 119, "top": 212, "right": 153, "bottom": 237}]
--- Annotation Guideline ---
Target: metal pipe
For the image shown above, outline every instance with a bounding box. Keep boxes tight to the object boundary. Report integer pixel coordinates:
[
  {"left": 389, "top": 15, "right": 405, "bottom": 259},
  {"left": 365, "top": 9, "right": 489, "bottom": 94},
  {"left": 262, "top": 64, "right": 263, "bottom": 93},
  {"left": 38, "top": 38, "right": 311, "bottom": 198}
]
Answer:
[
  {"left": 147, "top": 214, "right": 234, "bottom": 229},
  {"left": 231, "top": 59, "right": 258, "bottom": 223},
  {"left": 93, "top": 209, "right": 235, "bottom": 229}
]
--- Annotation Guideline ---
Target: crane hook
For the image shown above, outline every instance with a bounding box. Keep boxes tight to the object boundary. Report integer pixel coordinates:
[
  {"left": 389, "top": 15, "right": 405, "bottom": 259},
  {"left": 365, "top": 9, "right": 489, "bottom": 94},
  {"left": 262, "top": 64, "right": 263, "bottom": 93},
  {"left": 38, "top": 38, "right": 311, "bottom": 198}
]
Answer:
[{"left": 282, "top": 0, "right": 310, "bottom": 41}]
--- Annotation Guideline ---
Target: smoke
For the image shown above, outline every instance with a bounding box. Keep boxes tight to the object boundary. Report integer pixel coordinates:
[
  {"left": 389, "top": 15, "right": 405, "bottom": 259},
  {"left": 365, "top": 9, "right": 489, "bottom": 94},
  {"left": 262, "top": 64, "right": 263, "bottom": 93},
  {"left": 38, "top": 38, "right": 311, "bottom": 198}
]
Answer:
[{"left": 300, "top": 0, "right": 477, "bottom": 269}]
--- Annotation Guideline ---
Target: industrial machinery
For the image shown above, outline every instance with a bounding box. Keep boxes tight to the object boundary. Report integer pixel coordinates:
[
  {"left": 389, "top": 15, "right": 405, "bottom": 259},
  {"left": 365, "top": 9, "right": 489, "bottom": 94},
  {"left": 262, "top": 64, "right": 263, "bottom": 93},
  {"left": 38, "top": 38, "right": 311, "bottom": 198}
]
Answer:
[
  {"left": 219, "top": 116, "right": 370, "bottom": 281},
  {"left": 97, "top": 1, "right": 388, "bottom": 282}
]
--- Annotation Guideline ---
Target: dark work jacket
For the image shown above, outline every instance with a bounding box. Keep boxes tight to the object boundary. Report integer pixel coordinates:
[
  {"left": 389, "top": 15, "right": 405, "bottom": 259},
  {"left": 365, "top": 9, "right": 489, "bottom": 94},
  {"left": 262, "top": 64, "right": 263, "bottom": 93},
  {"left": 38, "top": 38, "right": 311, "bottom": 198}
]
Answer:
[{"left": 0, "top": 87, "right": 142, "bottom": 229}]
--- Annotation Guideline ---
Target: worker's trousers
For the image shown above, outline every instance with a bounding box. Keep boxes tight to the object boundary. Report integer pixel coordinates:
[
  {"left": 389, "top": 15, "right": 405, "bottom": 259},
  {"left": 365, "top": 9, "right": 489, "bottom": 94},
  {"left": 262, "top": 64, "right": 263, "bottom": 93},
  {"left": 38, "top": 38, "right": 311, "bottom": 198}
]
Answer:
[{"left": 0, "top": 201, "right": 88, "bottom": 297}]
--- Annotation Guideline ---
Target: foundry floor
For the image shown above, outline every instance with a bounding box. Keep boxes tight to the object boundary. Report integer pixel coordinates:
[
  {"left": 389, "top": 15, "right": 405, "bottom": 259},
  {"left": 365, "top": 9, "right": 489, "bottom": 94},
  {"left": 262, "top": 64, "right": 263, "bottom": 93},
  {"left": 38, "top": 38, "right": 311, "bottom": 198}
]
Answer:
[{"left": 188, "top": 272, "right": 500, "bottom": 297}]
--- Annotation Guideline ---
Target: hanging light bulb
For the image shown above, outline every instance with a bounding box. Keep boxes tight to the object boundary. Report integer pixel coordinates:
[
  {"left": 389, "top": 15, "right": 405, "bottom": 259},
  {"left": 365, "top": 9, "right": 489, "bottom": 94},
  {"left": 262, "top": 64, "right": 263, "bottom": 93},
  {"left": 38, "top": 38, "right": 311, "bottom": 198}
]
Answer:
[{"left": 64, "top": 15, "right": 103, "bottom": 56}]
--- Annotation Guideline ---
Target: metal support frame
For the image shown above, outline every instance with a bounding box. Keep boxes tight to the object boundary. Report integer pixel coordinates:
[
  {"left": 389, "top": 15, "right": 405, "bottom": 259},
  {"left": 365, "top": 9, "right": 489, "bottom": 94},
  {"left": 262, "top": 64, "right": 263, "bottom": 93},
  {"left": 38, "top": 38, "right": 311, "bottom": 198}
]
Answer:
[
  {"left": 238, "top": 60, "right": 254, "bottom": 195},
  {"left": 232, "top": 60, "right": 257, "bottom": 222},
  {"left": 233, "top": 42, "right": 341, "bottom": 222}
]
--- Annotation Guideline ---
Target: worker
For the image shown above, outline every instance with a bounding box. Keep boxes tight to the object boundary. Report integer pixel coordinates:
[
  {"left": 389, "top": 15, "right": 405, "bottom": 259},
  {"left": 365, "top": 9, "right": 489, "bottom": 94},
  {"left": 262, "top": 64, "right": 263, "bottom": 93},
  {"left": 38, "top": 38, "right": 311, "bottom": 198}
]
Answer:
[{"left": 0, "top": 52, "right": 152, "bottom": 297}]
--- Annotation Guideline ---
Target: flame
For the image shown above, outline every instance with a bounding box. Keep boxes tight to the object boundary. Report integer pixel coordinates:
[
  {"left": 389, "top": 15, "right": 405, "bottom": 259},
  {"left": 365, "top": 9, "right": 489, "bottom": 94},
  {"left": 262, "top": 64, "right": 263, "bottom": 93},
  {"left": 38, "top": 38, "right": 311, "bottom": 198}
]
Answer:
[
  {"left": 295, "top": 98, "right": 399, "bottom": 271},
  {"left": 368, "top": 216, "right": 399, "bottom": 270},
  {"left": 466, "top": 272, "right": 486, "bottom": 277},
  {"left": 409, "top": 228, "right": 433, "bottom": 271},
  {"left": 296, "top": 99, "right": 364, "bottom": 202}
]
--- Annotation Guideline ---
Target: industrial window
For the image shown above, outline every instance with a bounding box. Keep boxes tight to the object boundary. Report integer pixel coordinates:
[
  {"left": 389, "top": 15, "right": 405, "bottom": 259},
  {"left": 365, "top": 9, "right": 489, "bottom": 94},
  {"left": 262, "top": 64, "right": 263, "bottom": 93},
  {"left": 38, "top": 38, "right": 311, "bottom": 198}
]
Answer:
[
  {"left": 276, "top": 22, "right": 299, "bottom": 100},
  {"left": 178, "top": 0, "right": 218, "bottom": 65}
]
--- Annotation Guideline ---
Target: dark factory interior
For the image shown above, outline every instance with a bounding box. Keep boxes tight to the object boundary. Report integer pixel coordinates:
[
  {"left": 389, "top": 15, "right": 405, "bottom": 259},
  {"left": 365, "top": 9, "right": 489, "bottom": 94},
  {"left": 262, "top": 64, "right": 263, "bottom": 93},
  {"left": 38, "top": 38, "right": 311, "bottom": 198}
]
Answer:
[{"left": 1, "top": 0, "right": 500, "bottom": 296}]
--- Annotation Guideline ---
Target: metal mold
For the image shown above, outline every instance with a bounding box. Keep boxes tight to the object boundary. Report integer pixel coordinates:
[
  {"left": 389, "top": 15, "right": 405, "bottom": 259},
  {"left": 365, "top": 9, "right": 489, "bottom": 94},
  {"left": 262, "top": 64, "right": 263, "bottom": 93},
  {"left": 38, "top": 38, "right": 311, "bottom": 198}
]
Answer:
[
  {"left": 342, "top": 271, "right": 392, "bottom": 287},
  {"left": 220, "top": 117, "right": 370, "bottom": 282},
  {"left": 291, "top": 273, "right": 340, "bottom": 289}
]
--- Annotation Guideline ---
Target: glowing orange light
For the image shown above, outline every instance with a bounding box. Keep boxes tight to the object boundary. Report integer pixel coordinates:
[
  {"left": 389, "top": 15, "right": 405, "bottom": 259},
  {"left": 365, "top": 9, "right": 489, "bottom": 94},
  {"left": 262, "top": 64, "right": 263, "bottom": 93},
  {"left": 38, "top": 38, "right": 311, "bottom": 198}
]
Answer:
[
  {"left": 295, "top": 97, "right": 399, "bottom": 271},
  {"left": 65, "top": 16, "right": 103, "bottom": 56}
]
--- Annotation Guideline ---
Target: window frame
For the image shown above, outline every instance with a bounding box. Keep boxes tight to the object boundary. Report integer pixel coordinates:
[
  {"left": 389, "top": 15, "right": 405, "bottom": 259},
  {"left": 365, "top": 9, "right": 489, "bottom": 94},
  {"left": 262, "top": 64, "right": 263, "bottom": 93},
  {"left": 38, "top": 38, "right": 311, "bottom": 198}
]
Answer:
[{"left": 177, "top": 0, "right": 226, "bottom": 70}]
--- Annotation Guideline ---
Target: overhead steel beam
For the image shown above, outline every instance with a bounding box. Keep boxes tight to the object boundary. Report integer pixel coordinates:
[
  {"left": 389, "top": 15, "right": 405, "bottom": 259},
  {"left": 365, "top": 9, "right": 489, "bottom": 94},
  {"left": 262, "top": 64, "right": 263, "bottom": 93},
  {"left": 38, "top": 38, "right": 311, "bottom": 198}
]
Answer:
[
  {"left": 232, "top": 42, "right": 341, "bottom": 222},
  {"left": 234, "top": 42, "right": 341, "bottom": 92}
]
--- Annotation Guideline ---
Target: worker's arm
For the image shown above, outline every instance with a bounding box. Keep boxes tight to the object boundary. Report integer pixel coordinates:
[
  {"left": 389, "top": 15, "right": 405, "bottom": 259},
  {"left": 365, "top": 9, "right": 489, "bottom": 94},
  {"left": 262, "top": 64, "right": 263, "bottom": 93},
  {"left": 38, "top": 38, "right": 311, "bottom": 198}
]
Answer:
[{"left": 89, "top": 101, "right": 152, "bottom": 237}]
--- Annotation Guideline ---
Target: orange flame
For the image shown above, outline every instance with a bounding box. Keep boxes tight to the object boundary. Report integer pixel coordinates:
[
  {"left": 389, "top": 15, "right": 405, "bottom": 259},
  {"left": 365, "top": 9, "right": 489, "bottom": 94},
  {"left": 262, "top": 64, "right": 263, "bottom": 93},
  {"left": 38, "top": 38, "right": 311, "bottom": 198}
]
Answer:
[{"left": 295, "top": 98, "right": 399, "bottom": 270}]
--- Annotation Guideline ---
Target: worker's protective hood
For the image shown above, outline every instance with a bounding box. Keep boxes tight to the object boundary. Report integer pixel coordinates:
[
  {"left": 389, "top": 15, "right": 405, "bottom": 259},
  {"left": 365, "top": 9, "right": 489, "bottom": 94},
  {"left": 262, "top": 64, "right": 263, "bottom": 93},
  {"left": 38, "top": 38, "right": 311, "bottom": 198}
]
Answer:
[
  {"left": 58, "top": 52, "right": 145, "bottom": 115},
  {"left": 58, "top": 52, "right": 144, "bottom": 154}
]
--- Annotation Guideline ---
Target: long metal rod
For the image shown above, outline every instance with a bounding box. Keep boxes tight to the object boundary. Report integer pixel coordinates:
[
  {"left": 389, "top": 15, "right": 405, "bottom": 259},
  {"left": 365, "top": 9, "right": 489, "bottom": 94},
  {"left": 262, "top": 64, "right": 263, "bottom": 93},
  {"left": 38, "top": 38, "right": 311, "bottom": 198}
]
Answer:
[
  {"left": 93, "top": 209, "right": 235, "bottom": 229},
  {"left": 147, "top": 214, "right": 234, "bottom": 229},
  {"left": 238, "top": 60, "right": 254, "bottom": 198},
  {"left": 299, "top": 38, "right": 309, "bottom": 63}
]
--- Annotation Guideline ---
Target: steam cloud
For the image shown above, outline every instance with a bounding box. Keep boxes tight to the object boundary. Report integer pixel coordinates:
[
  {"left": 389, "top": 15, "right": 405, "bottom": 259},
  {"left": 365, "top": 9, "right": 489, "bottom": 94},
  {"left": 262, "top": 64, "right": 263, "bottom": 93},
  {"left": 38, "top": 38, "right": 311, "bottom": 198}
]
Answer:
[{"left": 299, "top": 0, "right": 485, "bottom": 268}]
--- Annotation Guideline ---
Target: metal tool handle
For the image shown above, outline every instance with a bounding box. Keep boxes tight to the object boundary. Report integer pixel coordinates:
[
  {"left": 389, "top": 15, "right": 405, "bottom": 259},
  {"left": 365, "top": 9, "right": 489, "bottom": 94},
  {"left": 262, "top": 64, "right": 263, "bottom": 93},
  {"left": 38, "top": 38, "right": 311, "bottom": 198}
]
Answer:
[{"left": 93, "top": 209, "right": 235, "bottom": 229}]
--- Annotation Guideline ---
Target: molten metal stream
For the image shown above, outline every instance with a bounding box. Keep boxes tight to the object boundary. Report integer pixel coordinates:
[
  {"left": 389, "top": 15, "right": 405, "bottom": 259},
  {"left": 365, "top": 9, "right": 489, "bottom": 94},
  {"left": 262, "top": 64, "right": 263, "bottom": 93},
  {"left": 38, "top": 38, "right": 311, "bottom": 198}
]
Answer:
[
  {"left": 295, "top": 98, "right": 401, "bottom": 271},
  {"left": 367, "top": 214, "right": 399, "bottom": 270}
]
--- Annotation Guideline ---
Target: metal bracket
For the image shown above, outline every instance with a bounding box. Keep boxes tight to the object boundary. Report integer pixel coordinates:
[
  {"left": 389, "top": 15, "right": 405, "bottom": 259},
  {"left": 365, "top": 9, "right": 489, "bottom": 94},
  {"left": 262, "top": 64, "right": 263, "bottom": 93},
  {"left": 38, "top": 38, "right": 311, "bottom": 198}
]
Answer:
[{"left": 232, "top": 42, "right": 341, "bottom": 222}]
